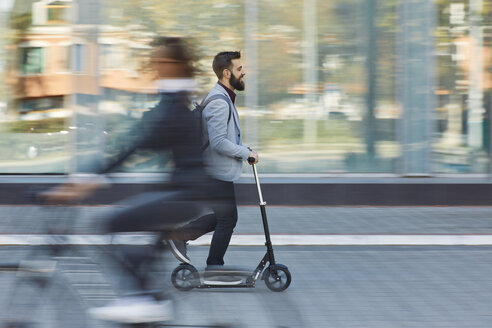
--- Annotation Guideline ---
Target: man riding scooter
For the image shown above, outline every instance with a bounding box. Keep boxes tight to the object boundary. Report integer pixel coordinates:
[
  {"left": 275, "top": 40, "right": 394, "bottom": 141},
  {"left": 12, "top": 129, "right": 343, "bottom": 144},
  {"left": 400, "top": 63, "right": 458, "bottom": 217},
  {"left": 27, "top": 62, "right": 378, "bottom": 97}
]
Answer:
[{"left": 167, "top": 51, "right": 259, "bottom": 285}]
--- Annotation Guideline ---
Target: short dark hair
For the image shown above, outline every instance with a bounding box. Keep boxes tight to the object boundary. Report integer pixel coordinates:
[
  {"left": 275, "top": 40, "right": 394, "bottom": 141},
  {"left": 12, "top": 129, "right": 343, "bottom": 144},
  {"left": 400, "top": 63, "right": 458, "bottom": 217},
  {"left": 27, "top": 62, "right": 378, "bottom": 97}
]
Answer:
[{"left": 212, "top": 51, "right": 241, "bottom": 79}]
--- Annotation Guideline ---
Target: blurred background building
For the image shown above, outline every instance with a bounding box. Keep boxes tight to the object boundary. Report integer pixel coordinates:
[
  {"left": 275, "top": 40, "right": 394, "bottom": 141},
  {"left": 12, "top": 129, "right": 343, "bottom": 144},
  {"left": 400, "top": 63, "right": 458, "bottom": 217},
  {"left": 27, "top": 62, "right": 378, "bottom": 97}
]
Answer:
[{"left": 0, "top": 0, "right": 491, "bottom": 181}]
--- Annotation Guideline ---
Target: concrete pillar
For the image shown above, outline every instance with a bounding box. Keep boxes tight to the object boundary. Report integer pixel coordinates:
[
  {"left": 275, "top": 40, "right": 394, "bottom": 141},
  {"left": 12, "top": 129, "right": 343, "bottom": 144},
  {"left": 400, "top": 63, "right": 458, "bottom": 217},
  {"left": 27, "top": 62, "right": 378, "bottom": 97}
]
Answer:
[
  {"left": 397, "top": 0, "right": 436, "bottom": 175},
  {"left": 302, "top": 0, "right": 318, "bottom": 145},
  {"left": 244, "top": 0, "right": 258, "bottom": 149},
  {"left": 467, "top": 0, "right": 484, "bottom": 149}
]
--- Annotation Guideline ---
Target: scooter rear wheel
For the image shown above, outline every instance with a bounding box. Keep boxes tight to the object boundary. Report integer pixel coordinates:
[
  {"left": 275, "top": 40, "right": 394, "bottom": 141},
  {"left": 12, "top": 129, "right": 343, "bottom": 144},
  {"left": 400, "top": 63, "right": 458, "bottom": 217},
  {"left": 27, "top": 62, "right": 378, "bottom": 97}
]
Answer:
[
  {"left": 264, "top": 265, "right": 291, "bottom": 292},
  {"left": 171, "top": 264, "right": 199, "bottom": 291}
]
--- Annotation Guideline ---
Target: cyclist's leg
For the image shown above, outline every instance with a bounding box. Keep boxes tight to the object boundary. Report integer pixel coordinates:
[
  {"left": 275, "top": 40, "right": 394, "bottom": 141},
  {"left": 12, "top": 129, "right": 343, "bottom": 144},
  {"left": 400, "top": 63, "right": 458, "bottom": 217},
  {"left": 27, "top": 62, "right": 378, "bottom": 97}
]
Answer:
[
  {"left": 89, "top": 190, "right": 205, "bottom": 323},
  {"left": 106, "top": 190, "right": 202, "bottom": 233},
  {"left": 171, "top": 212, "right": 216, "bottom": 241},
  {"left": 106, "top": 190, "right": 204, "bottom": 289}
]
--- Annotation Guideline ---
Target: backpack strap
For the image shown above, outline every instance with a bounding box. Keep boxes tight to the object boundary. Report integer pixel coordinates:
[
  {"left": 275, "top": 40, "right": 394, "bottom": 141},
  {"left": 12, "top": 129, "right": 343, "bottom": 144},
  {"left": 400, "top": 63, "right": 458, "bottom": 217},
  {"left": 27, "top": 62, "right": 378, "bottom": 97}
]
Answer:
[
  {"left": 200, "top": 94, "right": 233, "bottom": 151},
  {"left": 200, "top": 94, "right": 232, "bottom": 124}
]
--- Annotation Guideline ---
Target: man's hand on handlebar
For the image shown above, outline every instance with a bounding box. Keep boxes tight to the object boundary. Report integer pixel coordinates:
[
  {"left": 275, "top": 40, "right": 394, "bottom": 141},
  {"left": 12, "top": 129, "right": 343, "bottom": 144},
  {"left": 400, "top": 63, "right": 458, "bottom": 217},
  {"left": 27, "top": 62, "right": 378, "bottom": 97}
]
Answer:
[{"left": 248, "top": 149, "right": 259, "bottom": 165}]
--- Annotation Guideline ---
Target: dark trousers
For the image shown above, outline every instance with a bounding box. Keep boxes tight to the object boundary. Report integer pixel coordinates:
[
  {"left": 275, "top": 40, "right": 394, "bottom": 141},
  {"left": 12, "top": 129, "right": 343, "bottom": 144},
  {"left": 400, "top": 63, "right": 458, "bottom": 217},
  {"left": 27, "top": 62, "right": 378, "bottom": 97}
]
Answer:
[
  {"left": 173, "top": 179, "right": 237, "bottom": 266},
  {"left": 106, "top": 191, "right": 203, "bottom": 233},
  {"left": 104, "top": 190, "right": 204, "bottom": 292}
]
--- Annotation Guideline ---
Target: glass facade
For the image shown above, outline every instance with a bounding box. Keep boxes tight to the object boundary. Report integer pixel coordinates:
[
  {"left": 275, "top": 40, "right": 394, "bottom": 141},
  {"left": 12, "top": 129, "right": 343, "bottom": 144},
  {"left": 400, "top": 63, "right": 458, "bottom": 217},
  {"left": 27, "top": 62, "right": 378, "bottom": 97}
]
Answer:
[{"left": 0, "top": 0, "right": 491, "bottom": 175}]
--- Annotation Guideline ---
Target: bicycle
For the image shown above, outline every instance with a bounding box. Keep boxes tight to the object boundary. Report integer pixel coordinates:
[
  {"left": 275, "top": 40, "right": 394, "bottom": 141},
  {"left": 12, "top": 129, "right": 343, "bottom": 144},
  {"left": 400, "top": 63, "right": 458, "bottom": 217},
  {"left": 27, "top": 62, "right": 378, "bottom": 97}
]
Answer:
[{"left": 0, "top": 204, "right": 247, "bottom": 328}]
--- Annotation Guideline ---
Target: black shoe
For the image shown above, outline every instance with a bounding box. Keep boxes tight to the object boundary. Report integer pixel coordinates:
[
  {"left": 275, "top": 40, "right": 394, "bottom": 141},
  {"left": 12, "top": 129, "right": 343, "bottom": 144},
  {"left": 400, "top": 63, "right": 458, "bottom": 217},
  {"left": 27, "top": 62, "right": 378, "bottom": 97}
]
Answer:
[{"left": 167, "top": 240, "right": 190, "bottom": 264}]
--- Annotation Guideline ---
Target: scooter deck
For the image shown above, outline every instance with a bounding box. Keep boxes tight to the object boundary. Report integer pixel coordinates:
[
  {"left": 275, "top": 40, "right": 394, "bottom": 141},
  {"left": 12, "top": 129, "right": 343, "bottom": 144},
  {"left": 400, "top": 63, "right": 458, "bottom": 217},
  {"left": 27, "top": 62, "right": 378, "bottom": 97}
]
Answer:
[
  {"left": 195, "top": 268, "right": 256, "bottom": 288},
  {"left": 196, "top": 283, "right": 254, "bottom": 289}
]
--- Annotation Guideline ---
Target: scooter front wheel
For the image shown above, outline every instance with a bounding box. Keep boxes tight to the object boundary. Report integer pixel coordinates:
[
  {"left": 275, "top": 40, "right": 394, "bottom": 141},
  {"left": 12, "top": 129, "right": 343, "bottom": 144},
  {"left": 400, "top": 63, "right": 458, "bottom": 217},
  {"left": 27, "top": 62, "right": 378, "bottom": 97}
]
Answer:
[
  {"left": 263, "top": 264, "right": 291, "bottom": 292},
  {"left": 171, "top": 263, "right": 199, "bottom": 291}
]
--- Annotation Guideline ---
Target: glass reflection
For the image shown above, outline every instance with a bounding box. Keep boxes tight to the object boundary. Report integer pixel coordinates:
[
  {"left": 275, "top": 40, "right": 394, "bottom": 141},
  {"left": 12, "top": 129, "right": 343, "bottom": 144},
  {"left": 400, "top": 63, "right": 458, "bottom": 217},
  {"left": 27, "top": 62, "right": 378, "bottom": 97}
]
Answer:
[{"left": 0, "top": 0, "right": 491, "bottom": 175}]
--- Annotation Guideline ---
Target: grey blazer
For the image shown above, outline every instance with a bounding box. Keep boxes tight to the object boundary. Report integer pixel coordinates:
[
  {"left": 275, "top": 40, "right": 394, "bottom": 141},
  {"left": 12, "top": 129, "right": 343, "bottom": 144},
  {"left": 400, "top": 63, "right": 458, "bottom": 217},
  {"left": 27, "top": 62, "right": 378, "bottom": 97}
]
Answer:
[{"left": 201, "top": 83, "right": 250, "bottom": 181}]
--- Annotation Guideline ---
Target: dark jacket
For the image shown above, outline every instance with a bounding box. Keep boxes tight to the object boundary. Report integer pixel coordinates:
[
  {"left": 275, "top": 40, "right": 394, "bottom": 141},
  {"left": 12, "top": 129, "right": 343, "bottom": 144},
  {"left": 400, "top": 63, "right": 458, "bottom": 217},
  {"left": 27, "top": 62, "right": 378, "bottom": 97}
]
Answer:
[{"left": 101, "top": 91, "right": 209, "bottom": 194}]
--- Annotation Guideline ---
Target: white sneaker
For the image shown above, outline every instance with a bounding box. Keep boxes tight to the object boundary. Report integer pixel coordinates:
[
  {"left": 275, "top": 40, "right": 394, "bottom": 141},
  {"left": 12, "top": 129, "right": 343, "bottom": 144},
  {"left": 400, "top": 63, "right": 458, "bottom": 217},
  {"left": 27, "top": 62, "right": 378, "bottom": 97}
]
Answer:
[{"left": 87, "top": 296, "right": 173, "bottom": 323}]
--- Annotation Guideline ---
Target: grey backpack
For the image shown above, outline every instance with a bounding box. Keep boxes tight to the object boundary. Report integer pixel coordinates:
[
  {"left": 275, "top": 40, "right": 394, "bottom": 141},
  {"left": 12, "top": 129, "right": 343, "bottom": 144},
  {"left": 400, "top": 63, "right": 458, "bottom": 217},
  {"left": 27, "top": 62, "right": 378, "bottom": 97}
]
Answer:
[{"left": 193, "top": 94, "right": 232, "bottom": 151}]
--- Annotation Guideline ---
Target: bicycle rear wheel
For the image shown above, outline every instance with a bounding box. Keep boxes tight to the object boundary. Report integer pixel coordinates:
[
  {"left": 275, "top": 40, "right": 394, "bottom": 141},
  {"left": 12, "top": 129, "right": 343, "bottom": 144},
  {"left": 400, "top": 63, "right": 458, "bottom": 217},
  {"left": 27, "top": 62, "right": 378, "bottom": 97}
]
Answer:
[{"left": 0, "top": 255, "right": 89, "bottom": 327}]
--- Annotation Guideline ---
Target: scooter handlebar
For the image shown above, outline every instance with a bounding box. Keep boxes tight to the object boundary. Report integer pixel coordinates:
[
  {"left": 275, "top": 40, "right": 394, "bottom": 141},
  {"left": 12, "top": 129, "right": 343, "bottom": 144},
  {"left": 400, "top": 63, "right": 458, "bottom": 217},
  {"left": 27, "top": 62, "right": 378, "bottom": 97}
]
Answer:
[{"left": 247, "top": 157, "right": 256, "bottom": 165}]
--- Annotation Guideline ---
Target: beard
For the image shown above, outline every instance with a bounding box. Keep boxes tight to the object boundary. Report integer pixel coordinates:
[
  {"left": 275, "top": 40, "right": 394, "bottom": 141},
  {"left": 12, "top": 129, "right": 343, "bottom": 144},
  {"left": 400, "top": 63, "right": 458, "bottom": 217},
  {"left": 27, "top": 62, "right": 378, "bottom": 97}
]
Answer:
[{"left": 229, "top": 73, "right": 245, "bottom": 91}]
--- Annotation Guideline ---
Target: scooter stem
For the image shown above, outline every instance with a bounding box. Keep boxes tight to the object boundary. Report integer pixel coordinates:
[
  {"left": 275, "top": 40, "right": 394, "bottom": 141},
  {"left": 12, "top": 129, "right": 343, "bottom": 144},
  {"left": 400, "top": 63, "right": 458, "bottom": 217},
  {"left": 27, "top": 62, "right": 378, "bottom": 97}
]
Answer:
[
  {"left": 250, "top": 163, "right": 276, "bottom": 265},
  {"left": 251, "top": 164, "right": 266, "bottom": 205}
]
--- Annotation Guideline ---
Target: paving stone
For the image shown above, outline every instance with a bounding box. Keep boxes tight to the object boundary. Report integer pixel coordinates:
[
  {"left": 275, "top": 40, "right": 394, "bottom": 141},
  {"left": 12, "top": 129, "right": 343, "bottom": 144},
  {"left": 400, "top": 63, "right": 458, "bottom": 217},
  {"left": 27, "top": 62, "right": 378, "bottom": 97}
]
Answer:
[
  {"left": 0, "top": 205, "right": 492, "bottom": 327},
  {"left": 1, "top": 205, "right": 492, "bottom": 235}
]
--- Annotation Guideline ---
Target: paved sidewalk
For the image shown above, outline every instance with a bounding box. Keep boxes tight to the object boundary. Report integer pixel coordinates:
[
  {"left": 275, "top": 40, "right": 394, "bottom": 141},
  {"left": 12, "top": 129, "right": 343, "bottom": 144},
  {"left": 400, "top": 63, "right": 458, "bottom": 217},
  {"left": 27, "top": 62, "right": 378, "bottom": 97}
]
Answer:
[
  {"left": 1, "top": 205, "right": 491, "bottom": 234},
  {"left": 1, "top": 206, "right": 492, "bottom": 327},
  {"left": 1, "top": 206, "right": 492, "bottom": 246},
  {"left": 1, "top": 246, "right": 492, "bottom": 327}
]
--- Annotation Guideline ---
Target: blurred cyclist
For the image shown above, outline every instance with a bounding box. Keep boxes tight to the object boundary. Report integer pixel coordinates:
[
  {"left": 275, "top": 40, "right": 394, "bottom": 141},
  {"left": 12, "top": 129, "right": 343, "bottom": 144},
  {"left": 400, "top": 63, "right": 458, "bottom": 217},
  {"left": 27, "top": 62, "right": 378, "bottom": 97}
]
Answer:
[{"left": 43, "top": 36, "right": 209, "bottom": 324}]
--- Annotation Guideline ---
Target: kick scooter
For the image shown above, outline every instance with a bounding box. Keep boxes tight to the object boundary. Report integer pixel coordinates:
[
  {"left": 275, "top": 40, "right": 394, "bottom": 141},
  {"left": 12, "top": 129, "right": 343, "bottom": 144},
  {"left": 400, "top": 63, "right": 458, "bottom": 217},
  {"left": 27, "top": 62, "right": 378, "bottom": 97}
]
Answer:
[{"left": 170, "top": 161, "right": 292, "bottom": 292}]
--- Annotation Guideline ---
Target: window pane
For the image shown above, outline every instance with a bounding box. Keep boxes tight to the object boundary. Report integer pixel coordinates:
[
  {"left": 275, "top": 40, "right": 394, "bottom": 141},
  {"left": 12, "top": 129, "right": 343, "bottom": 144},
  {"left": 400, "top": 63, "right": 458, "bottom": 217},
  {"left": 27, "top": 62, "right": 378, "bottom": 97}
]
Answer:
[
  {"left": 1, "top": 1, "right": 70, "bottom": 173},
  {"left": 252, "top": 0, "right": 398, "bottom": 173},
  {"left": 47, "top": 5, "right": 68, "bottom": 24},
  {"left": 21, "top": 47, "right": 43, "bottom": 74},
  {"left": 73, "top": 44, "right": 84, "bottom": 72},
  {"left": 433, "top": 0, "right": 491, "bottom": 173}
]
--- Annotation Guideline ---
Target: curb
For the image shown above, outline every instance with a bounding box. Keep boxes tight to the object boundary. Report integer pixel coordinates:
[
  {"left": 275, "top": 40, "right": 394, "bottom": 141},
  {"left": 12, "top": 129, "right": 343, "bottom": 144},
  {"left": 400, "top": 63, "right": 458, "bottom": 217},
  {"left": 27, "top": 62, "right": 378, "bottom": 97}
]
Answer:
[{"left": 1, "top": 234, "right": 492, "bottom": 246}]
